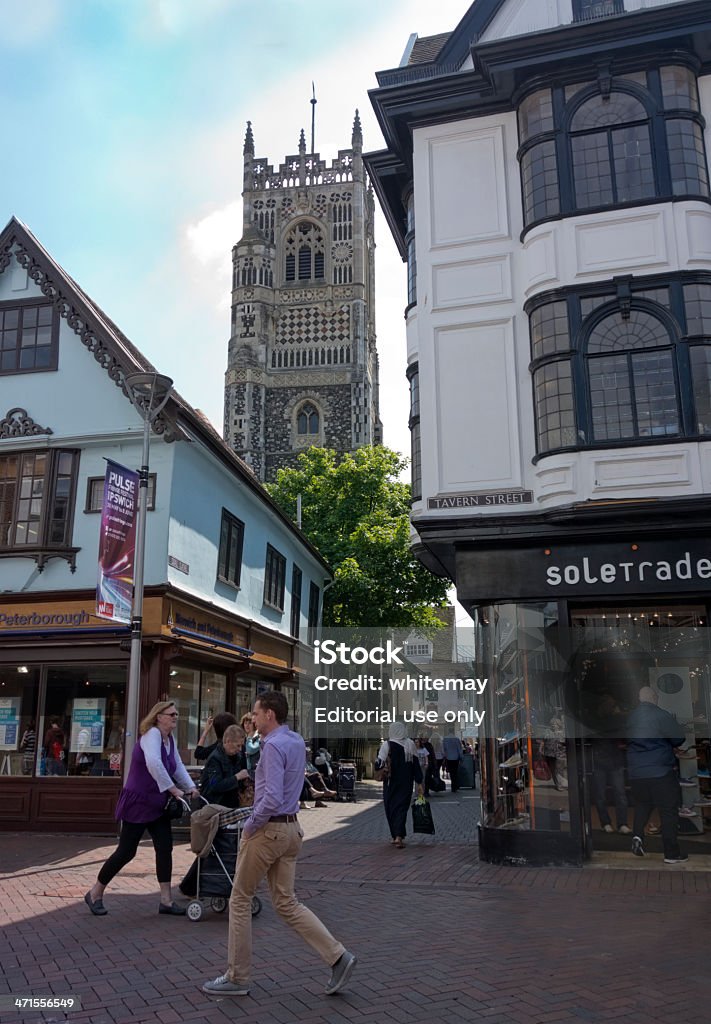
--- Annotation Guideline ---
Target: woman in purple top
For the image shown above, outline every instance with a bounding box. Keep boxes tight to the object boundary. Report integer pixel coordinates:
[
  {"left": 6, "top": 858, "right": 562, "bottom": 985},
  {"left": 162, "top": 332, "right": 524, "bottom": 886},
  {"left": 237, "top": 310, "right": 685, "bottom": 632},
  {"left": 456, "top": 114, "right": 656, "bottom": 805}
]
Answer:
[{"left": 85, "top": 700, "right": 198, "bottom": 917}]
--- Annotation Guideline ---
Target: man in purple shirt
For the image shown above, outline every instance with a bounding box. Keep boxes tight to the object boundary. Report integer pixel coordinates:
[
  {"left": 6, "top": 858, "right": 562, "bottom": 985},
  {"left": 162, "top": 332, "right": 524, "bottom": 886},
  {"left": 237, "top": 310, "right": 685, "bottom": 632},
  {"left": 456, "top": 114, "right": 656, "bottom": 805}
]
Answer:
[{"left": 203, "top": 690, "right": 357, "bottom": 998}]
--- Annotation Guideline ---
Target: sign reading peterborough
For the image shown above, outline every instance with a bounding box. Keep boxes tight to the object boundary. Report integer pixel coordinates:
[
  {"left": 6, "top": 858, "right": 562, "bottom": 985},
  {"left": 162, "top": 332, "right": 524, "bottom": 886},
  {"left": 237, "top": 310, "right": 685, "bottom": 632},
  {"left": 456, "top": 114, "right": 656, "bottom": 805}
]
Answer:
[
  {"left": 96, "top": 460, "right": 139, "bottom": 623},
  {"left": 428, "top": 490, "right": 533, "bottom": 510}
]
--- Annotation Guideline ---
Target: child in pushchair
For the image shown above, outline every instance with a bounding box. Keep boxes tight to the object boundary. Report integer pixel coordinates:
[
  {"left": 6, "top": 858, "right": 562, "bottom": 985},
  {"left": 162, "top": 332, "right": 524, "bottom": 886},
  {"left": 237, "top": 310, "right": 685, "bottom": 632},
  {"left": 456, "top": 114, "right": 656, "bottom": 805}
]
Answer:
[{"left": 178, "top": 799, "right": 262, "bottom": 922}]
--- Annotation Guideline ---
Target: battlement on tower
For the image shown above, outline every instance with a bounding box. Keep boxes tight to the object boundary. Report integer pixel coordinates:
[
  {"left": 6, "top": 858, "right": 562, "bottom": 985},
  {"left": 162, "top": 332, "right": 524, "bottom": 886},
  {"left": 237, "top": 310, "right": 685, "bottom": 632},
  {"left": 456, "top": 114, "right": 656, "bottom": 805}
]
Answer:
[{"left": 248, "top": 150, "right": 355, "bottom": 191}]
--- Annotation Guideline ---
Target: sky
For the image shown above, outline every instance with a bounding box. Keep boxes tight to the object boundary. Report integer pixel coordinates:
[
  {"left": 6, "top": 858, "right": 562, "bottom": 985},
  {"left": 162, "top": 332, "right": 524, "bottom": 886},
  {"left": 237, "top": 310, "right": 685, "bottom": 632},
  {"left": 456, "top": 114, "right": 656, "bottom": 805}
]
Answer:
[{"left": 2, "top": 0, "right": 465, "bottom": 461}]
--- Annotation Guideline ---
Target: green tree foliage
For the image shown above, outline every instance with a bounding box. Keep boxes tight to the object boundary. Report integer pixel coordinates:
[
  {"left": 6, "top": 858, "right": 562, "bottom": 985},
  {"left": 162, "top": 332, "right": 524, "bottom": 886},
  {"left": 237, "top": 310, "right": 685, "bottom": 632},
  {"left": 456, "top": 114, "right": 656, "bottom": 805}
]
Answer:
[{"left": 267, "top": 447, "right": 449, "bottom": 628}]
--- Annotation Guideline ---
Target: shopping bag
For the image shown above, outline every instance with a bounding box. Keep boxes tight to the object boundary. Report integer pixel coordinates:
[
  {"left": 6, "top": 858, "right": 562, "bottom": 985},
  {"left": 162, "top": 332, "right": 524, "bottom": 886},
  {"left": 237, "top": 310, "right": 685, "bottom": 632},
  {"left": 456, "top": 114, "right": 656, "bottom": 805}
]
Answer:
[
  {"left": 533, "top": 758, "right": 551, "bottom": 782},
  {"left": 411, "top": 796, "right": 435, "bottom": 835}
]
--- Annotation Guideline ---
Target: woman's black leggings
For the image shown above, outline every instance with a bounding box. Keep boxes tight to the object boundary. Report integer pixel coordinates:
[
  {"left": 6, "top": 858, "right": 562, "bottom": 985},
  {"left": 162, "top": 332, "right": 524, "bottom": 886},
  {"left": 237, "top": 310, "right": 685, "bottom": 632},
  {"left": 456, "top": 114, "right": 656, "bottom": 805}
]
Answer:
[{"left": 97, "top": 815, "right": 173, "bottom": 886}]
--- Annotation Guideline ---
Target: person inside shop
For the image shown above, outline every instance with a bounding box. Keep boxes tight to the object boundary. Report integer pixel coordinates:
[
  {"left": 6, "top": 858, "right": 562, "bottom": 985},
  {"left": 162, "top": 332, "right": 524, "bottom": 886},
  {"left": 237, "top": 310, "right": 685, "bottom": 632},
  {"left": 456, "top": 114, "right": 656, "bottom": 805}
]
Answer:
[
  {"left": 442, "top": 731, "right": 463, "bottom": 792},
  {"left": 300, "top": 746, "right": 337, "bottom": 808},
  {"left": 200, "top": 725, "right": 251, "bottom": 809},
  {"left": 20, "top": 719, "right": 36, "bottom": 776},
  {"left": 43, "top": 720, "right": 66, "bottom": 776},
  {"left": 376, "top": 722, "right": 424, "bottom": 849},
  {"left": 84, "top": 700, "right": 199, "bottom": 917},
  {"left": 540, "top": 715, "right": 567, "bottom": 791},
  {"left": 590, "top": 694, "right": 630, "bottom": 835},
  {"left": 241, "top": 712, "right": 261, "bottom": 773},
  {"left": 194, "top": 711, "right": 237, "bottom": 763},
  {"left": 626, "top": 686, "right": 688, "bottom": 864}
]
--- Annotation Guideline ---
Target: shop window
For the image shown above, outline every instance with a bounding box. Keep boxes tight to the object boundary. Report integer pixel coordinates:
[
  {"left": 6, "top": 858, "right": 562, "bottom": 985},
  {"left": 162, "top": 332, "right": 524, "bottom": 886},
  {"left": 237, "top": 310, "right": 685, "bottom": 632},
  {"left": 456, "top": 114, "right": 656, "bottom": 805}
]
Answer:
[
  {"left": 0, "top": 665, "right": 39, "bottom": 777},
  {"left": 517, "top": 66, "right": 709, "bottom": 228},
  {"left": 168, "top": 666, "right": 226, "bottom": 763},
  {"left": 86, "top": 473, "right": 156, "bottom": 512},
  {"left": 0, "top": 449, "right": 78, "bottom": 552},
  {"left": 37, "top": 665, "right": 126, "bottom": 778},
  {"left": 217, "top": 509, "right": 245, "bottom": 588},
  {"left": 264, "top": 544, "right": 286, "bottom": 612},
  {"left": 0, "top": 300, "right": 58, "bottom": 373},
  {"left": 290, "top": 564, "right": 303, "bottom": 637}
]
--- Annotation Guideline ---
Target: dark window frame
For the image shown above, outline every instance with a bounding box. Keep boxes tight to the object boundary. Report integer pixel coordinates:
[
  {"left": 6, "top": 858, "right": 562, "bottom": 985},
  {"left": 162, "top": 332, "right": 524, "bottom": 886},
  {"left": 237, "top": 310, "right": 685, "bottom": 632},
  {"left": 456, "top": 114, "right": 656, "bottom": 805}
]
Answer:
[
  {"left": 0, "top": 298, "right": 60, "bottom": 375},
  {"left": 528, "top": 272, "right": 711, "bottom": 460},
  {"left": 0, "top": 448, "right": 79, "bottom": 557},
  {"left": 307, "top": 580, "right": 321, "bottom": 643},
  {"left": 263, "top": 543, "right": 287, "bottom": 612},
  {"left": 517, "top": 63, "right": 710, "bottom": 232},
  {"left": 290, "top": 564, "right": 303, "bottom": 637},
  {"left": 85, "top": 474, "right": 156, "bottom": 513},
  {"left": 407, "top": 363, "right": 422, "bottom": 501},
  {"left": 217, "top": 509, "right": 245, "bottom": 589}
]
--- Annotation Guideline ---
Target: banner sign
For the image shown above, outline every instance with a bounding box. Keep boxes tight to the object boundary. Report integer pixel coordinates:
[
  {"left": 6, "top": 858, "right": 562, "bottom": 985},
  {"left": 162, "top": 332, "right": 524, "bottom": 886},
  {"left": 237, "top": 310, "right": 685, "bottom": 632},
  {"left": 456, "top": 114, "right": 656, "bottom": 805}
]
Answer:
[
  {"left": 0, "top": 698, "right": 20, "bottom": 750},
  {"left": 96, "top": 460, "right": 139, "bottom": 623},
  {"left": 70, "top": 698, "right": 106, "bottom": 753}
]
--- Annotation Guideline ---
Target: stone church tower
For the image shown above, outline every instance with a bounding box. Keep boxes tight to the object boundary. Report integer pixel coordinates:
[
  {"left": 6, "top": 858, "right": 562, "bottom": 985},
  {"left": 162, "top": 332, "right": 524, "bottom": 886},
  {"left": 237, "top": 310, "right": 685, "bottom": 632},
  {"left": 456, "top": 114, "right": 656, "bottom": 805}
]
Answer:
[{"left": 224, "top": 113, "right": 382, "bottom": 482}]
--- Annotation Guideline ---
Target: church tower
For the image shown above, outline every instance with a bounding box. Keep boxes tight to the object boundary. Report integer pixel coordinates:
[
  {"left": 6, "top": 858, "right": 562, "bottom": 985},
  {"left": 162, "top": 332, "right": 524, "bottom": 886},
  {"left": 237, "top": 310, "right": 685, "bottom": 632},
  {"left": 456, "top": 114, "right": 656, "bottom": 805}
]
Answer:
[{"left": 224, "top": 113, "right": 382, "bottom": 481}]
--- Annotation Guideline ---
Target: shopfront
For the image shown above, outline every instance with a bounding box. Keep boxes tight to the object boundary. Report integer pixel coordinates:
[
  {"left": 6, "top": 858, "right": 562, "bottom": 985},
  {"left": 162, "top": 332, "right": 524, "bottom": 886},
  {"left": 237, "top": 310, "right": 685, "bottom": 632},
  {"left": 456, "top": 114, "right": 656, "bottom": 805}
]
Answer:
[
  {"left": 454, "top": 519, "right": 711, "bottom": 866},
  {"left": 0, "top": 590, "right": 301, "bottom": 832}
]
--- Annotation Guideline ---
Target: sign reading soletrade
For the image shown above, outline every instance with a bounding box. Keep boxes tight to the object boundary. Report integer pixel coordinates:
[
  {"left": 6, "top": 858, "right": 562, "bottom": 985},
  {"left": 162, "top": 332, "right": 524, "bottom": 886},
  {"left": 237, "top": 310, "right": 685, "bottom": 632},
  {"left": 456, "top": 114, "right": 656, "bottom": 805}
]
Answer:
[{"left": 428, "top": 490, "right": 533, "bottom": 510}]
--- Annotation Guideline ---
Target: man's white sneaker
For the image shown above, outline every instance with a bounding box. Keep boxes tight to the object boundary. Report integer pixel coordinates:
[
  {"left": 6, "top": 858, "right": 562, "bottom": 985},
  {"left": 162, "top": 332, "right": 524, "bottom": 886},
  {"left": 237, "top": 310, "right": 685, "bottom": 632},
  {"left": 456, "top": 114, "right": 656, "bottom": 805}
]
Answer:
[
  {"left": 631, "top": 836, "right": 645, "bottom": 857},
  {"left": 202, "top": 974, "right": 250, "bottom": 996},
  {"left": 602, "top": 824, "right": 614, "bottom": 833},
  {"left": 664, "top": 853, "right": 689, "bottom": 864}
]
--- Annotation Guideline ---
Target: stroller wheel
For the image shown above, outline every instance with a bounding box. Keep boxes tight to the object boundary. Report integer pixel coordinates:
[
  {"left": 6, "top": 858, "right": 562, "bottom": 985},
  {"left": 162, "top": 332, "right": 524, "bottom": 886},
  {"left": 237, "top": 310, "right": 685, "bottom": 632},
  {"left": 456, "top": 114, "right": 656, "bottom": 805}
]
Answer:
[
  {"left": 186, "top": 900, "right": 203, "bottom": 922},
  {"left": 211, "top": 897, "right": 227, "bottom": 913},
  {"left": 251, "top": 895, "right": 262, "bottom": 917}
]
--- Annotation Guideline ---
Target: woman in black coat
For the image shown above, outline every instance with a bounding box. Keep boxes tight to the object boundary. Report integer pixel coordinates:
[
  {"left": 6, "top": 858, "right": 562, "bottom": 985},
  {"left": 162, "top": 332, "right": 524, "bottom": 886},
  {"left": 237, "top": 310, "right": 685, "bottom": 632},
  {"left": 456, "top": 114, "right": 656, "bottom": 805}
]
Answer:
[
  {"left": 199, "top": 725, "right": 249, "bottom": 808},
  {"left": 375, "top": 723, "right": 423, "bottom": 848}
]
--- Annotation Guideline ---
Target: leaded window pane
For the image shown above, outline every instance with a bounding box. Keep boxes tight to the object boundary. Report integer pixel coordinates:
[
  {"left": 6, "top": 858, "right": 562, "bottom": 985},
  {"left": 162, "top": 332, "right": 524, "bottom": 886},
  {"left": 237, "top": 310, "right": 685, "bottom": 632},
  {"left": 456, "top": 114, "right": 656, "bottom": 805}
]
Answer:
[
  {"left": 518, "top": 90, "right": 554, "bottom": 143},
  {"left": 521, "top": 141, "right": 559, "bottom": 223},
  {"left": 571, "top": 92, "right": 646, "bottom": 131},
  {"left": 580, "top": 294, "right": 615, "bottom": 318},
  {"left": 666, "top": 120, "right": 710, "bottom": 197},
  {"left": 588, "top": 310, "right": 669, "bottom": 353},
  {"left": 684, "top": 284, "right": 711, "bottom": 336},
  {"left": 660, "top": 66, "right": 699, "bottom": 112},
  {"left": 534, "top": 361, "right": 575, "bottom": 452},
  {"left": 590, "top": 354, "right": 634, "bottom": 440},
  {"left": 572, "top": 134, "right": 613, "bottom": 207},
  {"left": 690, "top": 346, "right": 711, "bottom": 434},
  {"left": 632, "top": 351, "right": 679, "bottom": 437},
  {"left": 611, "top": 124, "right": 655, "bottom": 202},
  {"left": 530, "top": 302, "right": 569, "bottom": 361}
]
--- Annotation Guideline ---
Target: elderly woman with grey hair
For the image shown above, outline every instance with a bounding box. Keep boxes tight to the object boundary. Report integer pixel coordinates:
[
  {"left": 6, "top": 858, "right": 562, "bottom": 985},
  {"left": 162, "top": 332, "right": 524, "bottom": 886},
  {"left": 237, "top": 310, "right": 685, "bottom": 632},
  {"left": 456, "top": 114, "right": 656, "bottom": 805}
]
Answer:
[{"left": 375, "top": 723, "right": 423, "bottom": 848}]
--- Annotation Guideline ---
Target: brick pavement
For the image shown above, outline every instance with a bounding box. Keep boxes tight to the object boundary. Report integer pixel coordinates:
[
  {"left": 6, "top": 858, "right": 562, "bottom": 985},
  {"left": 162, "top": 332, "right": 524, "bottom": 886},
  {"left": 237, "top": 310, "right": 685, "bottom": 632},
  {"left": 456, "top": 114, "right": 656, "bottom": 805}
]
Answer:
[{"left": 2, "top": 782, "right": 711, "bottom": 1024}]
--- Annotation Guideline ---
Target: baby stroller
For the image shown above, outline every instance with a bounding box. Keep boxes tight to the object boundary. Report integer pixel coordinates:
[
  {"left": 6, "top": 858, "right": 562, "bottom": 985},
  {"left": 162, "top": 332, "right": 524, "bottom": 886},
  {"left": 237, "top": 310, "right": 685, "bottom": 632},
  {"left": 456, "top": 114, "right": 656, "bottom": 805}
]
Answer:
[{"left": 179, "top": 800, "right": 263, "bottom": 923}]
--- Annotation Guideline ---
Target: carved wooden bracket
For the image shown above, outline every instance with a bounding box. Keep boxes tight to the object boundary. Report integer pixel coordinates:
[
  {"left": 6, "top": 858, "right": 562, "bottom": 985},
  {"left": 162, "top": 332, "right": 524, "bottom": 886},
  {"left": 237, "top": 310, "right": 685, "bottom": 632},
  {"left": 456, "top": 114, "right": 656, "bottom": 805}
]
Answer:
[{"left": 0, "top": 407, "right": 53, "bottom": 439}]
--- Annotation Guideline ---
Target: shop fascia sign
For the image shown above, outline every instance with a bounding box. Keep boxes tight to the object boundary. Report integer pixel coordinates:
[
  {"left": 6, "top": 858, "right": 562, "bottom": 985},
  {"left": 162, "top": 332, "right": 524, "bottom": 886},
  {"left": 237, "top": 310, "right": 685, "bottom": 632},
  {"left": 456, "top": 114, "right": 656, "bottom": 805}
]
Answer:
[
  {"left": 166, "top": 605, "right": 235, "bottom": 645},
  {"left": 543, "top": 540, "right": 711, "bottom": 594},
  {"left": 428, "top": 490, "right": 533, "bottom": 510},
  {"left": 0, "top": 606, "right": 95, "bottom": 630}
]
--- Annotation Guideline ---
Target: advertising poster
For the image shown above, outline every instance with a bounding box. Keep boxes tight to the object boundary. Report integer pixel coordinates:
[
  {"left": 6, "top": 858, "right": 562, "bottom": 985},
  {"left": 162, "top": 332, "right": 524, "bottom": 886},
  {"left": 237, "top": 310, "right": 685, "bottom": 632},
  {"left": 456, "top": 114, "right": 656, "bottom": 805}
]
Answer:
[
  {"left": 0, "top": 698, "right": 21, "bottom": 750},
  {"left": 70, "top": 698, "right": 106, "bottom": 753},
  {"left": 96, "top": 460, "right": 139, "bottom": 623}
]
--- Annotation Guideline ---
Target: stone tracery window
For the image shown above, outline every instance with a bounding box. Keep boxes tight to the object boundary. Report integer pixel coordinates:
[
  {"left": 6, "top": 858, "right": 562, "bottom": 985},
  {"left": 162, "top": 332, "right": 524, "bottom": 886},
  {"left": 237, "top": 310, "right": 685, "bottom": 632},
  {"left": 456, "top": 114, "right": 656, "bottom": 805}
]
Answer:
[
  {"left": 284, "top": 222, "right": 325, "bottom": 283},
  {"left": 296, "top": 402, "right": 320, "bottom": 435}
]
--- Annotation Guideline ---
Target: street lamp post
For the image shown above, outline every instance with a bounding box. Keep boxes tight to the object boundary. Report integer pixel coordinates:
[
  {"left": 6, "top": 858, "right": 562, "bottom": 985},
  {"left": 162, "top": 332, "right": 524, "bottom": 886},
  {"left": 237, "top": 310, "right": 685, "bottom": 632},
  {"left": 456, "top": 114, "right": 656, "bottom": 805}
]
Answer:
[{"left": 123, "top": 371, "right": 173, "bottom": 782}]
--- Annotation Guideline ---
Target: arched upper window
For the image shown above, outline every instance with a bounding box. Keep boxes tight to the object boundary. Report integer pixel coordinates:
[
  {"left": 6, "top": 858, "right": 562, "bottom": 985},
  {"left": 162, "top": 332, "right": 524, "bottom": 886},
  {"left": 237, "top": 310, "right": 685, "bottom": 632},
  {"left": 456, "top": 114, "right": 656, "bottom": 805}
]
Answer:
[
  {"left": 529, "top": 275, "right": 711, "bottom": 456},
  {"left": 284, "top": 222, "right": 325, "bottom": 283},
  {"left": 569, "top": 91, "right": 654, "bottom": 208},
  {"left": 586, "top": 309, "right": 678, "bottom": 442},
  {"left": 517, "top": 65, "right": 710, "bottom": 227},
  {"left": 296, "top": 403, "right": 320, "bottom": 435}
]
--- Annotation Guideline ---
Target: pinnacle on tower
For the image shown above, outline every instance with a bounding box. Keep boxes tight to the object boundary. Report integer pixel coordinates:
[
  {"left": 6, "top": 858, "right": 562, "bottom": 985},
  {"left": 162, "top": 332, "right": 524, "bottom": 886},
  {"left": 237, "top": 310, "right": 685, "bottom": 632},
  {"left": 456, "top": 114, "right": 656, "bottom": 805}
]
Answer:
[
  {"left": 352, "top": 109, "right": 362, "bottom": 149},
  {"left": 243, "top": 121, "right": 254, "bottom": 157},
  {"left": 299, "top": 128, "right": 306, "bottom": 154}
]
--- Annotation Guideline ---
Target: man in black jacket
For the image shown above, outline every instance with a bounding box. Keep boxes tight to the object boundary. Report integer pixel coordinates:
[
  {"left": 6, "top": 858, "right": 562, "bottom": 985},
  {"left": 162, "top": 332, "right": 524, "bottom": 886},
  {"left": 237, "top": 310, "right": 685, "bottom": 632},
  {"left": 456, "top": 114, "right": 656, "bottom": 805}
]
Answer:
[{"left": 626, "top": 687, "right": 687, "bottom": 864}]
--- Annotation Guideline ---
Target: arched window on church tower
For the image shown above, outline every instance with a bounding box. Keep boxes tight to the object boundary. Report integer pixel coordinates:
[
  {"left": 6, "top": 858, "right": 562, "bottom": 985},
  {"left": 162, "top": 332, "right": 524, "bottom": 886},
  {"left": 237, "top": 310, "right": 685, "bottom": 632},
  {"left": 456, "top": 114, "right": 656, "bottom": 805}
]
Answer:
[
  {"left": 284, "top": 222, "right": 325, "bottom": 283},
  {"left": 296, "top": 402, "right": 320, "bottom": 436}
]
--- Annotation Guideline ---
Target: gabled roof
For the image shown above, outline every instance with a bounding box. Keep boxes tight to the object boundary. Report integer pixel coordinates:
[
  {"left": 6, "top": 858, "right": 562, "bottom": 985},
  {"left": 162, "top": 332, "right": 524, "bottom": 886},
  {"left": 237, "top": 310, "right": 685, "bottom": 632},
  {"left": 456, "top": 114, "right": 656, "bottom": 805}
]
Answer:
[
  {"left": 408, "top": 32, "right": 452, "bottom": 65},
  {"left": 0, "top": 216, "right": 332, "bottom": 576}
]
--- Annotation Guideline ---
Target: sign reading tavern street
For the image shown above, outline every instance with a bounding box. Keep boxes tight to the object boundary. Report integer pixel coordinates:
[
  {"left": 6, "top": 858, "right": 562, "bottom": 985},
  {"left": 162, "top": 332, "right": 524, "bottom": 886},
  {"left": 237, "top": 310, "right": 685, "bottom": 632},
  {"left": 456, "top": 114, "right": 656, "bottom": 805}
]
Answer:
[{"left": 428, "top": 490, "right": 534, "bottom": 510}]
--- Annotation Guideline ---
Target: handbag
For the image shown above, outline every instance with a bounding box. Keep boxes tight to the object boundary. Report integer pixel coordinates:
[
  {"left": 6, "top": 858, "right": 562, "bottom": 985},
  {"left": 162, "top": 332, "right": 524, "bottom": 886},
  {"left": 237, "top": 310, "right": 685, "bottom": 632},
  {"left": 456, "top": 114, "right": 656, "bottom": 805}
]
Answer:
[
  {"left": 373, "top": 747, "right": 390, "bottom": 782},
  {"left": 411, "top": 795, "right": 435, "bottom": 835},
  {"left": 165, "top": 794, "right": 190, "bottom": 819},
  {"left": 533, "top": 758, "right": 551, "bottom": 782}
]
